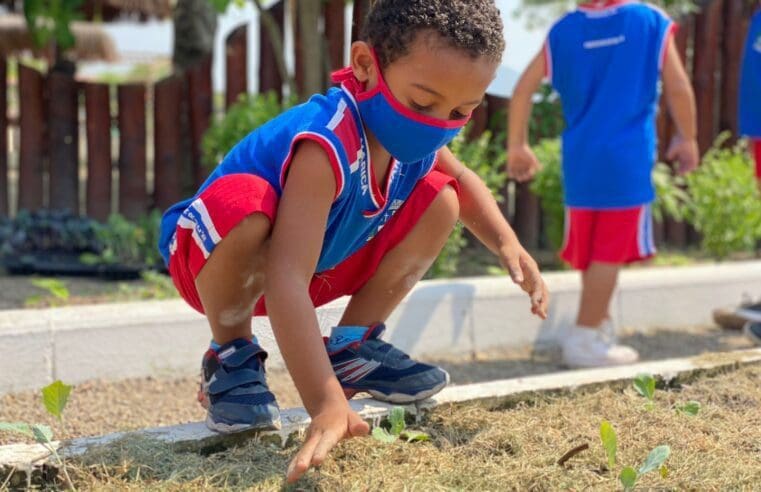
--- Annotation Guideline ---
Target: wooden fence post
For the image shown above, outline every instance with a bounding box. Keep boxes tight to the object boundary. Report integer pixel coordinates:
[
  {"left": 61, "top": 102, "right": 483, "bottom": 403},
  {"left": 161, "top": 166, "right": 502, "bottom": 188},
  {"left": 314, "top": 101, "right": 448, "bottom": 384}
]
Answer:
[
  {"left": 47, "top": 71, "right": 79, "bottom": 213},
  {"left": 324, "top": 0, "right": 346, "bottom": 71},
  {"left": 259, "top": 0, "right": 285, "bottom": 98},
  {"left": 154, "top": 75, "right": 184, "bottom": 211},
  {"left": 693, "top": 0, "right": 724, "bottom": 154},
  {"left": 18, "top": 64, "right": 46, "bottom": 212},
  {"left": 351, "top": 0, "right": 372, "bottom": 43},
  {"left": 186, "top": 55, "right": 213, "bottom": 187},
  {"left": 84, "top": 83, "right": 112, "bottom": 221},
  {"left": 117, "top": 83, "right": 147, "bottom": 219},
  {"left": 719, "top": 0, "right": 748, "bottom": 139},
  {"left": 225, "top": 24, "right": 248, "bottom": 109},
  {"left": 0, "top": 58, "right": 7, "bottom": 216}
]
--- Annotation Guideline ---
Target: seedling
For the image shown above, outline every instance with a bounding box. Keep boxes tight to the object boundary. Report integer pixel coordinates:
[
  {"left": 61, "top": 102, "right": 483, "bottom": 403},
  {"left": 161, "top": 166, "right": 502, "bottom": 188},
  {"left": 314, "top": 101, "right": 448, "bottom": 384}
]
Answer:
[
  {"left": 27, "top": 278, "right": 71, "bottom": 307},
  {"left": 0, "top": 380, "right": 75, "bottom": 490},
  {"left": 633, "top": 373, "right": 656, "bottom": 411},
  {"left": 598, "top": 421, "right": 670, "bottom": 490},
  {"left": 371, "top": 407, "right": 430, "bottom": 444},
  {"left": 675, "top": 401, "right": 701, "bottom": 416}
]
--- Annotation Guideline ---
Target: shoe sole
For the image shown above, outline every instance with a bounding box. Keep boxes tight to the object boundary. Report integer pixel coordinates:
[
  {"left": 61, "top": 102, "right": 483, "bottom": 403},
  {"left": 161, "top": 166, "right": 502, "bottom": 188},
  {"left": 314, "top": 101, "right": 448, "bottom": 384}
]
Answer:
[
  {"left": 743, "top": 322, "right": 761, "bottom": 346},
  {"left": 205, "top": 413, "right": 282, "bottom": 434},
  {"left": 736, "top": 308, "right": 761, "bottom": 323},
  {"left": 362, "top": 372, "right": 451, "bottom": 404}
]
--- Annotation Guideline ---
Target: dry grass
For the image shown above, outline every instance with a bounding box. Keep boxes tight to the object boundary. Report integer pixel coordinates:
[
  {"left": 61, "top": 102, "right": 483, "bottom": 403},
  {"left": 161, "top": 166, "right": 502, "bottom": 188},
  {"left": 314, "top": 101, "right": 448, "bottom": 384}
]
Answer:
[{"left": 40, "top": 364, "right": 761, "bottom": 491}]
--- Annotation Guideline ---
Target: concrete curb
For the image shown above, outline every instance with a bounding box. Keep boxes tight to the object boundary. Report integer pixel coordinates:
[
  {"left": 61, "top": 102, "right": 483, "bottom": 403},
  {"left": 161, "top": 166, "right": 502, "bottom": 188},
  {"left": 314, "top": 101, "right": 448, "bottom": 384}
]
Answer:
[
  {"left": 1, "top": 260, "right": 760, "bottom": 394},
  {"left": 3, "top": 347, "right": 760, "bottom": 488}
]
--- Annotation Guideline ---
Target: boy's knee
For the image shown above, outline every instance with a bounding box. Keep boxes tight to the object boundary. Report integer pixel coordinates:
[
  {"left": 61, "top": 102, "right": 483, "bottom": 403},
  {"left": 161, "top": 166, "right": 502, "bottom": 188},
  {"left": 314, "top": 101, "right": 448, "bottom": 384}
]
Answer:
[{"left": 428, "top": 184, "right": 460, "bottom": 230}]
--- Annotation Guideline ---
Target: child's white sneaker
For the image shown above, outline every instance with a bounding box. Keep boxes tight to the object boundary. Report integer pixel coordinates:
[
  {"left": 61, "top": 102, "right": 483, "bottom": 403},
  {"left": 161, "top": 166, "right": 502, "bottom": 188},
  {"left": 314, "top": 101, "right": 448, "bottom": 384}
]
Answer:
[{"left": 561, "top": 321, "right": 639, "bottom": 368}]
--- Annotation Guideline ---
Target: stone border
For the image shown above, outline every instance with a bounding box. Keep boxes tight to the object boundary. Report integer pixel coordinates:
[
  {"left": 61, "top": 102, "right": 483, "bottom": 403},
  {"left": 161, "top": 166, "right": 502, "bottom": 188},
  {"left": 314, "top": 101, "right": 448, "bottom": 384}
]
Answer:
[
  {"left": 2, "top": 347, "right": 760, "bottom": 488},
  {"left": 1, "top": 260, "right": 760, "bottom": 395}
]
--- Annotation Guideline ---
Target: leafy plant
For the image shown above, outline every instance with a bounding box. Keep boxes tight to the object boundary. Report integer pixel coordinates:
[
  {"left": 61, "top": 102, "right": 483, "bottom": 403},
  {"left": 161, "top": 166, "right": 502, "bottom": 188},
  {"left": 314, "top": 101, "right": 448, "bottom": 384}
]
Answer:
[
  {"left": 0, "top": 380, "right": 75, "bottom": 489},
  {"left": 652, "top": 162, "right": 692, "bottom": 223},
  {"left": 598, "top": 419, "right": 670, "bottom": 490},
  {"left": 80, "top": 211, "right": 163, "bottom": 269},
  {"left": 633, "top": 373, "right": 656, "bottom": 411},
  {"left": 27, "top": 278, "right": 71, "bottom": 307},
  {"left": 599, "top": 420, "right": 617, "bottom": 469},
  {"left": 529, "top": 84, "right": 564, "bottom": 144},
  {"left": 683, "top": 136, "right": 761, "bottom": 259},
  {"left": 371, "top": 406, "right": 430, "bottom": 444},
  {"left": 202, "top": 92, "right": 292, "bottom": 169},
  {"left": 529, "top": 138, "right": 564, "bottom": 249},
  {"left": 23, "top": 0, "right": 82, "bottom": 52},
  {"left": 675, "top": 401, "right": 701, "bottom": 416}
]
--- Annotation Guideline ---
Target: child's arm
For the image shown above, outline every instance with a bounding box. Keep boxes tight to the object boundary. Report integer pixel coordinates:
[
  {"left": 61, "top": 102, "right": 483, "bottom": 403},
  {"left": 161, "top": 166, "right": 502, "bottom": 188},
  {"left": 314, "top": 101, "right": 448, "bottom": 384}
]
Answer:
[
  {"left": 506, "top": 51, "right": 546, "bottom": 182},
  {"left": 265, "top": 141, "right": 369, "bottom": 483},
  {"left": 661, "top": 37, "right": 699, "bottom": 174},
  {"left": 437, "top": 146, "right": 549, "bottom": 319}
]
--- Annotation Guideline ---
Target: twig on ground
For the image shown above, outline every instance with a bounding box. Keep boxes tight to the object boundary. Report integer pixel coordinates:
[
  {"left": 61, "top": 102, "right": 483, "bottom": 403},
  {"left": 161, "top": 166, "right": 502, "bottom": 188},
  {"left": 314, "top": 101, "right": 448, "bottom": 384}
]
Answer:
[{"left": 557, "top": 443, "right": 589, "bottom": 466}]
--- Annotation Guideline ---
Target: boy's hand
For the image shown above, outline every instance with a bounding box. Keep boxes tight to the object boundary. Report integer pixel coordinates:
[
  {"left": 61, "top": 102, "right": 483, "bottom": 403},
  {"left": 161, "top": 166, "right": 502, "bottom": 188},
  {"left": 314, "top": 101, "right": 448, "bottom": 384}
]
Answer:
[
  {"left": 507, "top": 144, "right": 541, "bottom": 183},
  {"left": 286, "top": 400, "right": 369, "bottom": 483},
  {"left": 499, "top": 243, "right": 549, "bottom": 319},
  {"left": 666, "top": 135, "right": 699, "bottom": 175}
]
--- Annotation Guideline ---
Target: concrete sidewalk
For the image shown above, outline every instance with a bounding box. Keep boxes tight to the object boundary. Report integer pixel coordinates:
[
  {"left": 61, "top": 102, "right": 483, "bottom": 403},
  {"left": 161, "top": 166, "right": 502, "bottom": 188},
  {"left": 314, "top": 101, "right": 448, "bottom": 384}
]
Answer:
[{"left": 1, "top": 261, "right": 759, "bottom": 395}]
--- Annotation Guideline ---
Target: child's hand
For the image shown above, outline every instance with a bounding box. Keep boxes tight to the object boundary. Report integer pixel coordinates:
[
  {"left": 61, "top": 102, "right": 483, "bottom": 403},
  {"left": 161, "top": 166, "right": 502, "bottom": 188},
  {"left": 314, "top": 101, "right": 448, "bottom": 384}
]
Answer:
[
  {"left": 499, "top": 243, "right": 550, "bottom": 319},
  {"left": 286, "top": 400, "right": 369, "bottom": 483},
  {"left": 507, "top": 144, "right": 541, "bottom": 182},
  {"left": 667, "top": 135, "right": 699, "bottom": 175}
]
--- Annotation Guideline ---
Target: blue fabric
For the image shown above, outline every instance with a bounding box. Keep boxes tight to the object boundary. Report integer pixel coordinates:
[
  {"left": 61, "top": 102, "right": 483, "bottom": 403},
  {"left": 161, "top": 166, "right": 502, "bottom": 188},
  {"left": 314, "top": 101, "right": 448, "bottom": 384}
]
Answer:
[
  {"left": 547, "top": 2, "right": 673, "bottom": 208},
  {"left": 739, "top": 12, "right": 761, "bottom": 138},
  {"left": 211, "top": 335, "right": 258, "bottom": 352},
  {"left": 326, "top": 325, "right": 369, "bottom": 352},
  {"left": 158, "top": 85, "right": 437, "bottom": 271}
]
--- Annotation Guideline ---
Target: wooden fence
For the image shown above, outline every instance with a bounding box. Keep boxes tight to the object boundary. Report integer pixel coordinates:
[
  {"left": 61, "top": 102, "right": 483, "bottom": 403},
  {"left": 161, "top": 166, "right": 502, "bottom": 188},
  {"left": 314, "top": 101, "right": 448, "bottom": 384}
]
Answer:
[{"left": 0, "top": 0, "right": 754, "bottom": 250}]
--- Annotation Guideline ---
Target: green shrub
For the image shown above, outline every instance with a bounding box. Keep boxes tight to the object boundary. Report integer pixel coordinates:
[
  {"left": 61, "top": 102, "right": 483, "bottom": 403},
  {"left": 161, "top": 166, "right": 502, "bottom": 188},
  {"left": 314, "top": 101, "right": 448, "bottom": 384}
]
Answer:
[
  {"left": 428, "top": 128, "right": 507, "bottom": 278},
  {"left": 684, "top": 136, "right": 761, "bottom": 258},
  {"left": 202, "top": 92, "right": 291, "bottom": 168},
  {"left": 81, "top": 211, "right": 163, "bottom": 268},
  {"left": 529, "top": 84, "right": 564, "bottom": 144}
]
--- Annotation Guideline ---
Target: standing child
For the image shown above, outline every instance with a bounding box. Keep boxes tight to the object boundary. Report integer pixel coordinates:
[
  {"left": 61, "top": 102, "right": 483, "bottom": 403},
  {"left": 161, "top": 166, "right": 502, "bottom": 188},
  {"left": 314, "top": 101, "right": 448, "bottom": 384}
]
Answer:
[
  {"left": 159, "top": 0, "right": 549, "bottom": 483},
  {"left": 739, "top": 7, "right": 761, "bottom": 344},
  {"left": 507, "top": 0, "right": 698, "bottom": 367}
]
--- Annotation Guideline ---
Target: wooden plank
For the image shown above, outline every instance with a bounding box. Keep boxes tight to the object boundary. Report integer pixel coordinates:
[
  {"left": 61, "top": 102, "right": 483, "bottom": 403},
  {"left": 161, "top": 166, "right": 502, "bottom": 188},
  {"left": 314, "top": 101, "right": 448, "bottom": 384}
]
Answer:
[
  {"left": 18, "top": 64, "right": 46, "bottom": 212},
  {"left": 84, "top": 83, "right": 112, "bottom": 221},
  {"left": 513, "top": 181, "right": 541, "bottom": 250},
  {"left": 153, "top": 75, "right": 184, "bottom": 211},
  {"left": 117, "top": 84, "right": 147, "bottom": 219},
  {"left": 47, "top": 71, "right": 80, "bottom": 213},
  {"left": 225, "top": 24, "right": 248, "bottom": 109},
  {"left": 692, "top": 1, "right": 723, "bottom": 153},
  {"left": 351, "top": 0, "right": 372, "bottom": 42},
  {"left": 324, "top": 0, "right": 346, "bottom": 71},
  {"left": 0, "top": 58, "right": 7, "bottom": 216},
  {"left": 258, "top": 0, "right": 284, "bottom": 98},
  {"left": 186, "top": 55, "right": 213, "bottom": 187},
  {"left": 719, "top": 0, "right": 748, "bottom": 139},
  {"left": 293, "top": 2, "right": 305, "bottom": 96}
]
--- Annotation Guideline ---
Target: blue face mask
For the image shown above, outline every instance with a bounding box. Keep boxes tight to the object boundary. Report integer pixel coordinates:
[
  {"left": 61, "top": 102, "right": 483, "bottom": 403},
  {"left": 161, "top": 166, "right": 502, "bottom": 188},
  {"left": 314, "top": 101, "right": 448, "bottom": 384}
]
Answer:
[{"left": 332, "top": 53, "right": 471, "bottom": 163}]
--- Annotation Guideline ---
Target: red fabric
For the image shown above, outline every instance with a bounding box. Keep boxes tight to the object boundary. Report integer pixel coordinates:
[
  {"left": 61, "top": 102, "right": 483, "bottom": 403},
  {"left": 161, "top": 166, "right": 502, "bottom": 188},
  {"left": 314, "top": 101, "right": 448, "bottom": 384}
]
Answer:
[
  {"left": 753, "top": 139, "right": 761, "bottom": 180},
  {"left": 168, "top": 170, "right": 457, "bottom": 316},
  {"left": 560, "top": 205, "right": 655, "bottom": 271}
]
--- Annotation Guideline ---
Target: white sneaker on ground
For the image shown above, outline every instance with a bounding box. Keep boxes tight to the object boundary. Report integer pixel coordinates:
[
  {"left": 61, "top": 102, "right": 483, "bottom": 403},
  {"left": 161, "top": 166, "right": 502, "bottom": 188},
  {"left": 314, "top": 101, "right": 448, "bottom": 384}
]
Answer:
[{"left": 561, "top": 320, "right": 639, "bottom": 368}]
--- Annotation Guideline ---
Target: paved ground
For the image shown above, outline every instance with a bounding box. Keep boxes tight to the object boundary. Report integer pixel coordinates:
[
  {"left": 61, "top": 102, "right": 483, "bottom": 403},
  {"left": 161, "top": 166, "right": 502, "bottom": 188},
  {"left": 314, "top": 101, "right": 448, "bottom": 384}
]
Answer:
[{"left": 0, "top": 324, "right": 753, "bottom": 445}]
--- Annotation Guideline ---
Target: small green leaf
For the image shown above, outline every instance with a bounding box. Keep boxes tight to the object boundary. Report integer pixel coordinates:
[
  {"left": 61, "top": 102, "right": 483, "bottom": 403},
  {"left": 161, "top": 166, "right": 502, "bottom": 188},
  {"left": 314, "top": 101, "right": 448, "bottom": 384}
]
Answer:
[
  {"left": 0, "top": 422, "right": 34, "bottom": 438},
  {"left": 79, "top": 252, "right": 101, "bottom": 266},
  {"left": 659, "top": 464, "right": 669, "bottom": 478},
  {"left": 31, "top": 424, "right": 53, "bottom": 444},
  {"left": 42, "top": 380, "right": 72, "bottom": 420},
  {"left": 371, "top": 427, "right": 398, "bottom": 444},
  {"left": 401, "top": 430, "right": 430, "bottom": 442},
  {"left": 639, "top": 445, "right": 671, "bottom": 475},
  {"left": 600, "top": 420, "right": 617, "bottom": 469},
  {"left": 31, "top": 279, "right": 69, "bottom": 301},
  {"left": 620, "top": 467, "right": 638, "bottom": 490},
  {"left": 644, "top": 401, "right": 655, "bottom": 412},
  {"left": 389, "top": 407, "right": 406, "bottom": 436},
  {"left": 676, "top": 401, "right": 701, "bottom": 416},
  {"left": 633, "top": 373, "right": 656, "bottom": 401}
]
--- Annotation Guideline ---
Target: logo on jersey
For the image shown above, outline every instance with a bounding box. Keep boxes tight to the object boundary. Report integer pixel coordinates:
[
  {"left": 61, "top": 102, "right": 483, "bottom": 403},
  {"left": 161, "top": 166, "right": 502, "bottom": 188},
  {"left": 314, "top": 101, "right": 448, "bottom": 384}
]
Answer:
[{"left": 583, "top": 35, "right": 626, "bottom": 49}]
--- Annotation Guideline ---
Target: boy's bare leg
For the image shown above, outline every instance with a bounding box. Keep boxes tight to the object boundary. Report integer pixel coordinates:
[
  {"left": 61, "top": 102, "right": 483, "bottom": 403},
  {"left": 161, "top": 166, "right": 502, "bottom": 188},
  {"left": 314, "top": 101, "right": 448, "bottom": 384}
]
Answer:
[
  {"left": 338, "top": 185, "right": 459, "bottom": 326},
  {"left": 576, "top": 262, "right": 619, "bottom": 328},
  {"left": 195, "top": 213, "right": 271, "bottom": 344}
]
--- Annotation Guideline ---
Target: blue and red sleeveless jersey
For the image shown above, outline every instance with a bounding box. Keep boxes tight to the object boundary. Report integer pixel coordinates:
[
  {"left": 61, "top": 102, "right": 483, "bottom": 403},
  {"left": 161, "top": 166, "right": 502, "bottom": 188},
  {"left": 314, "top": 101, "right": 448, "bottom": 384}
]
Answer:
[
  {"left": 158, "top": 85, "right": 437, "bottom": 272},
  {"left": 739, "top": 11, "right": 761, "bottom": 138},
  {"left": 545, "top": 0, "right": 675, "bottom": 208}
]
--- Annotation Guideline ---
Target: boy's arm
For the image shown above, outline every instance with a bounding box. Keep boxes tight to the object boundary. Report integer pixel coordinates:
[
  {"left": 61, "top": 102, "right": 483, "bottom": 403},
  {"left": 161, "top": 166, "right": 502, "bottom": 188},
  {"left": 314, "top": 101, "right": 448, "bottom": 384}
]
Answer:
[
  {"left": 507, "top": 50, "right": 546, "bottom": 182},
  {"left": 662, "top": 37, "right": 699, "bottom": 174},
  {"left": 437, "top": 146, "right": 549, "bottom": 319},
  {"left": 265, "top": 141, "right": 369, "bottom": 483}
]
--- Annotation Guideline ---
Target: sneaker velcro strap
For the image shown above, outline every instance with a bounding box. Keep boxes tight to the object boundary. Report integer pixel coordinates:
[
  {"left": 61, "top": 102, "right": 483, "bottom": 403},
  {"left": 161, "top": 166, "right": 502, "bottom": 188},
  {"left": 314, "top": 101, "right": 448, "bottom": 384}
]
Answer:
[
  {"left": 222, "top": 344, "right": 268, "bottom": 368},
  {"left": 208, "top": 368, "right": 267, "bottom": 395}
]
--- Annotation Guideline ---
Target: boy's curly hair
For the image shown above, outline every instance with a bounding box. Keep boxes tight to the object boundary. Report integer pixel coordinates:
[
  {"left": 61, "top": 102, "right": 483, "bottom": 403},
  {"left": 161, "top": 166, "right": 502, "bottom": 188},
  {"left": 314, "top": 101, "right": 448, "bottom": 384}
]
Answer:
[{"left": 361, "top": 0, "right": 505, "bottom": 68}]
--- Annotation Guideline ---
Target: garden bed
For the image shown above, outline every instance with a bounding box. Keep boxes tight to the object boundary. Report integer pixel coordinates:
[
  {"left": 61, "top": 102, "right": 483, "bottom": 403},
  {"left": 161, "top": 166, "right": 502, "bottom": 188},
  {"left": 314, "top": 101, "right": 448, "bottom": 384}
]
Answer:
[{"left": 4, "top": 351, "right": 760, "bottom": 490}]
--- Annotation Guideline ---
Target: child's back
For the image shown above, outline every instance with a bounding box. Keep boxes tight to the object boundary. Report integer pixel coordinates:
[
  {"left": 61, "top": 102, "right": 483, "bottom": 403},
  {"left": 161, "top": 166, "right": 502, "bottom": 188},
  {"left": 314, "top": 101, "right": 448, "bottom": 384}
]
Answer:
[{"left": 547, "top": 1, "right": 674, "bottom": 208}]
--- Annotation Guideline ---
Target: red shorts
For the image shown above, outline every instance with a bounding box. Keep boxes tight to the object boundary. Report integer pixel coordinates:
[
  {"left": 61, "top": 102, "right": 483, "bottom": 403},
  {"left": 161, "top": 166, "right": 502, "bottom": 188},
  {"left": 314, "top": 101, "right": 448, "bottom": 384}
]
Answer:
[
  {"left": 752, "top": 139, "right": 761, "bottom": 179},
  {"left": 167, "top": 171, "right": 457, "bottom": 316},
  {"left": 559, "top": 205, "right": 656, "bottom": 271}
]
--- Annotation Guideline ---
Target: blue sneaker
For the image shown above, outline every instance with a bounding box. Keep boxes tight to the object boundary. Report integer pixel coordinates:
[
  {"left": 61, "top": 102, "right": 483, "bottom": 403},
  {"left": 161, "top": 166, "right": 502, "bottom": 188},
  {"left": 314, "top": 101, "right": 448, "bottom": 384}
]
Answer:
[
  {"left": 198, "top": 339, "right": 281, "bottom": 433},
  {"left": 327, "top": 323, "right": 450, "bottom": 403}
]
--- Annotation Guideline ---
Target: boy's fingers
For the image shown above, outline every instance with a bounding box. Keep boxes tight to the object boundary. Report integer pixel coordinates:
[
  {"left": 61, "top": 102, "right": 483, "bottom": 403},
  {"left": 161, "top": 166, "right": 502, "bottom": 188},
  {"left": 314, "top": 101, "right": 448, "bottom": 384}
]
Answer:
[
  {"left": 506, "top": 257, "right": 524, "bottom": 284},
  {"left": 311, "top": 430, "right": 341, "bottom": 467},
  {"left": 348, "top": 413, "right": 370, "bottom": 437},
  {"left": 287, "top": 430, "right": 322, "bottom": 483}
]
